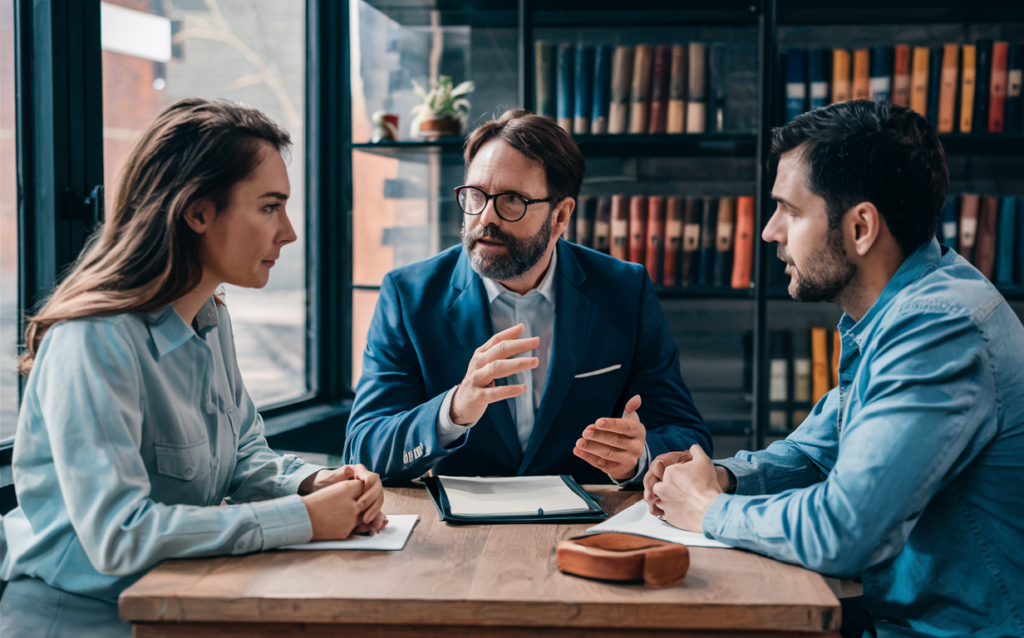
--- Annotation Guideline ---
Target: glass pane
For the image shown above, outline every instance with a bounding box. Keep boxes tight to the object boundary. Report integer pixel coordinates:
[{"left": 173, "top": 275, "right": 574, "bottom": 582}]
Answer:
[
  {"left": 100, "top": 0, "right": 308, "bottom": 408},
  {"left": 1, "top": 0, "right": 18, "bottom": 440},
  {"left": 351, "top": 288, "right": 379, "bottom": 390}
]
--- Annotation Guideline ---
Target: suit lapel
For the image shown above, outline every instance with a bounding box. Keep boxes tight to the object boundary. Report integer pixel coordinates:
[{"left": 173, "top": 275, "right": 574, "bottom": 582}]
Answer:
[
  {"left": 518, "top": 241, "right": 591, "bottom": 473},
  {"left": 447, "top": 250, "right": 523, "bottom": 463}
]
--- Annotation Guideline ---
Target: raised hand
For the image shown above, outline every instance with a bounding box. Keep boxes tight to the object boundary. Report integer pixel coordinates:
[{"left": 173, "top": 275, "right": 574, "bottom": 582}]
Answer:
[
  {"left": 573, "top": 395, "right": 647, "bottom": 481},
  {"left": 450, "top": 323, "right": 539, "bottom": 425}
]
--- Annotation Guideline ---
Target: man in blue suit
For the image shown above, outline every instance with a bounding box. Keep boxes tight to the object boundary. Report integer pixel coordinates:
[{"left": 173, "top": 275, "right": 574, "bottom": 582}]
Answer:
[{"left": 345, "top": 109, "right": 710, "bottom": 485}]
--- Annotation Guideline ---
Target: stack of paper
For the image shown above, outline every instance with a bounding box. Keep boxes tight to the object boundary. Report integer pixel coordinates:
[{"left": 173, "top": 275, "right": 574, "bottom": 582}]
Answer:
[
  {"left": 585, "top": 501, "right": 734, "bottom": 549},
  {"left": 280, "top": 515, "right": 419, "bottom": 551}
]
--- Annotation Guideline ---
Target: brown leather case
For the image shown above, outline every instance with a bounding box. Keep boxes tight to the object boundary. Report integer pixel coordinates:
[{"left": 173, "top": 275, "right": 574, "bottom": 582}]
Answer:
[{"left": 556, "top": 533, "right": 690, "bottom": 589}]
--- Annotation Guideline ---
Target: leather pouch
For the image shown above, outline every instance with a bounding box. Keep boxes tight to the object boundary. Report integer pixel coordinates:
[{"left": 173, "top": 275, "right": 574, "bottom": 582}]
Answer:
[{"left": 556, "top": 533, "right": 690, "bottom": 588}]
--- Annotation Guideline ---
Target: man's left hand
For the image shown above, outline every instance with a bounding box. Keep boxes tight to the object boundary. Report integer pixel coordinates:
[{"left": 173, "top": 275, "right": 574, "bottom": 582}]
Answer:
[
  {"left": 651, "top": 444, "right": 723, "bottom": 532},
  {"left": 573, "top": 395, "right": 646, "bottom": 481}
]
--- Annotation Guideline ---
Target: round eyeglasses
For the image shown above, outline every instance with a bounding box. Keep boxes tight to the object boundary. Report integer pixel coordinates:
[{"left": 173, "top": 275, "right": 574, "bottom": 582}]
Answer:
[{"left": 454, "top": 185, "right": 556, "bottom": 223}]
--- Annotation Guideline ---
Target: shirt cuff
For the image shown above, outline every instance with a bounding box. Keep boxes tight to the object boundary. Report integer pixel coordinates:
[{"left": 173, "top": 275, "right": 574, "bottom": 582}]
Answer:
[
  {"left": 436, "top": 386, "right": 478, "bottom": 449},
  {"left": 701, "top": 492, "right": 731, "bottom": 539},
  {"left": 250, "top": 494, "right": 313, "bottom": 550},
  {"left": 609, "top": 442, "right": 650, "bottom": 486},
  {"left": 713, "top": 457, "right": 764, "bottom": 496},
  {"left": 277, "top": 462, "right": 326, "bottom": 496}
]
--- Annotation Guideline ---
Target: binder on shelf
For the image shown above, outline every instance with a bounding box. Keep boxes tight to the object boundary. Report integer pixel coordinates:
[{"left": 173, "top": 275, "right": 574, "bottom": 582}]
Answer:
[
  {"left": 731, "top": 196, "right": 755, "bottom": 289},
  {"left": 810, "top": 326, "right": 830, "bottom": 405},
  {"left": 556, "top": 43, "right": 575, "bottom": 134},
  {"left": 608, "top": 46, "right": 634, "bottom": 134},
  {"left": 995, "top": 197, "right": 1017, "bottom": 288},
  {"left": 574, "top": 45, "right": 596, "bottom": 135},
  {"left": 629, "top": 44, "right": 655, "bottom": 134},
  {"left": 686, "top": 43, "right": 707, "bottom": 133},
  {"left": 593, "top": 196, "right": 611, "bottom": 254},
  {"left": 591, "top": 45, "right": 613, "bottom": 134},
  {"left": 713, "top": 196, "right": 735, "bottom": 288},
  {"left": 667, "top": 44, "right": 688, "bottom": 133},
  {"left": 645, "top": 196, "right": 666, "bottom": 283},
  {"left": 663, "top": 196, "right": 683, "bottom": 287},
  {"left": 831, "top": 48, "right": 851, "bottom": 103},
  {"left": 926, "top": 46, "right": 943, "bottom": 127},
  {"left": 535, "top": 41, "right": 556, "bottom": 119},
  {"left": 975, "top": 196, "right": 999, "bottom": 280},
  {"left": 681, "top": 197, "right": 702, "bottom": 287},
  {"left": 973, "top": 40, "right": 993, "bottom": 134},
  {"left": 648, "top": 45, "right": 671, "bottom": 134},
  {"left": 610, "top": 194, "right": 629, "bottom": 261},
  {"left": 698, "top": 196, "right": 718, "bottom": 287},
  {"left": 1007, "top": 43, "right": 1023, "bottom": 133},
  {"left": 424, "top": 475, "right": 607, "bottom": 525},
  {"left": 785, "top": 48, "right": 808, "bottom": 122},
  {"left": 808, "top": 48, "right": 829, "bottom": 111},
  {"left": 960, "top": 45, "right": 977, "bottom": 133},
  {"left": 709, "top": 43, "right": 727, "bottom": 132},
  {"left": 937, "top": 44, "right": 960, "bottom": 133},
  {"left": 893, "top": 44, "right": 911, "bottom": 108},
  {"left": 852, "top": 48, "right": 870, "bottom": 100},
  {"left": 831, "top": 330, "right": 841, "bottom": 390},
  {"left": 988, "top": 41, "right": 1009, "bottom": 132},
  {"left": 576, "top": 195, "right": 596, "bottom": 249},
  {"left": 958, "top": 193, "right": 980, "bottom": 264},
  {"left": 869, "top": 46, "right": 893, "bottom": 102},
  {"left": 768, "top": 331, "right": 792, "bottom": 433},
  {"left": 939, "top": 195, "right": 958, "bottom": 247},
  {"left": 628, "top": 195, "right": 648, "bottom": 266},
  {"left": 910, "top": 47, "right": 930, "bottom": 116}
]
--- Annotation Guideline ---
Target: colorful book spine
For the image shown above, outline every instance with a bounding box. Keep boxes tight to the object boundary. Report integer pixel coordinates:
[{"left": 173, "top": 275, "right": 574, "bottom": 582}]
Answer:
[
  {"left": 576, "top": 195, "right": 595, "bottom": 249},
  {"left": 1008, "top": 43, "right": 1024, "bottom": 133},
  {"left": 926, "top": 45, "right": 943, "bottom": 127},
  {"left": 645, "top": 196, "right": 665, "bottom": 283},
  {"left": 958, "top": 193, "right": 980, "bottom": 263},
  {"left": 610, "top": 194, "right": 629, "bottom": 261},
  {"left": 995, "top": 197, "right": 1018, "bottom": 288},
  {"left": 786, "top": 48, "right": 808, "bottom": 122},
  {"left": 667, "top": 44, "right": 688, "bottom": 134},
  {"left": 681, "top": 197, "right": 702, "bottom": 287},
  {"left": 698, "top": 196, "right": 718, "bottom": 286},
  {"left": 939, "top": 195, "right": 958, "bottom": 247},
  {"left": 960, "top": 45, "right": 977, "bottom": 133},
  {"left": 629, "top": 44, "right": 655, "bottom": 134},
  {"left": 713, "top": 197, "right": 735, "bottom": 287},
  {"left": 591, "top": 45, "right": 613, "bottom": 134},
  {"left": 893, "top": 44, "right": 911, "bottom": 107},
  {"left": 810, "top": 326, "right": 830, "bottom": 405},
  {"left": 556, "top": 43, "right": 575, "bottom": 134},
  {"left": 535, "top": 41, "right": 556, "bottom": 119},
  {"left": 574, "top": 46, "right": 595, "bottom": 135},
  {"left": 910, "top": 47, "right": 930, "bottom": 116},
  {"left": 663, "top": 197, "right": 683, "bottom": 287},
  {"left": 831, "top": 330, "right": 841, "bottom": 390},
  {"left": 852, "top": 48, "right": 870, "bottom": 100},
  {"left": 686, "top": 43, "right": 707, "bottom": 133},
  {"left": 808, "top": 48, "right": 829, "bottom": 111},
  {"left": 731, "top": 196, "right": 755, "bottom": 289},
  {"left": 768, "top": 331, "right": 791, "bottom": 433},
  {"left": 709, "top": 43, "right": 727, "bottom": 132},
  {"left": 869, "top": 46, "right": 893, "bottom": 102},
  {"left": 937, "top": 44, "right": 960, "bottom": 133},
  {"left": 973, "top": 40, "right": 993, "bottom": 134},
  {"left": 831, "top": 48, "right": 851, "bottom": 103},
  {"left": 791, "top": 331, "right": 812, "bottom": 427},
  {"left": 648, "top": 45, "right": 672, "bottom": 134},
  {"left": 628, "top": 195, "right": 648, "bottom": 266},
  {"left": 593, "top": 197, "right": 611, "bottom": 254},
  {"left": 975, "top": 196, "right": 999, "bottom": 279},
  {"left": 988, "top": 41, "right": 1009, "bottom": 132},
  {"left": 608, "top": 46, "right": 634, "bottom": 135}
]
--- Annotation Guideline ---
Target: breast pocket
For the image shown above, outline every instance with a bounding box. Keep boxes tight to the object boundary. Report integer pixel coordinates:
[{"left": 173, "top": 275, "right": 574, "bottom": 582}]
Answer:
[
  {"left": 152, "top": 437, "right": 213, "bottom": 505},
  {"left": 568, "top": 364, "right": 623, "bottom": 395}
]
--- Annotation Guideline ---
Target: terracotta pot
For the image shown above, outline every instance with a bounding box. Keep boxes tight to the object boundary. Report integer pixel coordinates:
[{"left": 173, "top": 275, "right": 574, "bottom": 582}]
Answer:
[{"left": 419, "top": 116, "right": 461, "bottom": 139}]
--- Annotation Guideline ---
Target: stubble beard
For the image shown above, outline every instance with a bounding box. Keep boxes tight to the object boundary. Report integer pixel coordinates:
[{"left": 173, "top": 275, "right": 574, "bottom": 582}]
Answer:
[
  {"left": 462, "top": 213, "right": 553, "bottom": 282},
  {"left": 784, "top": 227, "right": 857, "bottom": 304}
]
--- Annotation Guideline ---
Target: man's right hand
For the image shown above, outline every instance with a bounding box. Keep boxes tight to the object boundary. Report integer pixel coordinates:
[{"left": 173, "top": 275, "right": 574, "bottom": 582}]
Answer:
[
  {"left": 644, "top": 451, "right": 733, "bottom": 517},
  {"left": 450, "top": 323, "right": 539, "bottom": 425}
]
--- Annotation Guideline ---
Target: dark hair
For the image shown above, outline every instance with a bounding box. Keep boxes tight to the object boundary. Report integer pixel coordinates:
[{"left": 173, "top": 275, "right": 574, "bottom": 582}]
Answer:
[
  {"left": 463, "top": 109, "right": 586, "bottom": 204},
  {"left": 769, "top": 100, "right": 948, "bottom": 256}
]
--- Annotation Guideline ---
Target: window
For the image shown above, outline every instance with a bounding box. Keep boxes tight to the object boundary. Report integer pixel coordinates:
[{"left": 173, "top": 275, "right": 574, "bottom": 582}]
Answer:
[
  {"left": 100, "top": 0, "right": 309, "bottom": 408},
  {"left": 1, "top": 0, "right": 18, "bottom": 440}
]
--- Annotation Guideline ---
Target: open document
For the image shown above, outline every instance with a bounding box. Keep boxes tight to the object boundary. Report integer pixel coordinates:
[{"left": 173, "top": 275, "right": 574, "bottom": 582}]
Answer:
[
  {"left": 438, "top": 475, "right": 593, "bottom": 517},
  {"left": 280, "top": 515, "right": 419, "bottom": 552},
  {"left": 585, "top": 501, "right": 734, "bottom": 549}
]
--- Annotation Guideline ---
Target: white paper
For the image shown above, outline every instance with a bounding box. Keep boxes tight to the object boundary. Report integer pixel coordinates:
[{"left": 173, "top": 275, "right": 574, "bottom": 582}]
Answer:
[
  {"left": 585, "top": 501, "right": 734, "bottom": 549},
  {"left": 280, "top": 515, "right": 419, "bottom": 551},
  {"left": 439, "top": 475, "right": 592, "bottom": 517}
]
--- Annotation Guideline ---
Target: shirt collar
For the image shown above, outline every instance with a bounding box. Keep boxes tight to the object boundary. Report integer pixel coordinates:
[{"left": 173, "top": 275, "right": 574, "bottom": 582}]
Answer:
[
  {"left": 143, "top": 295, "right": 220, "bottom": 357},
  {"left": 480, "top": 248, "right": 558, "bottom": 305}
]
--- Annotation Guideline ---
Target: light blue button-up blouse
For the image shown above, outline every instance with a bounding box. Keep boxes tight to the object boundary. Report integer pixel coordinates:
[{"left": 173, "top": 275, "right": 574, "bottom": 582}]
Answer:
[{"left": 0, "top": 297, "right": 322, "bottom": 603}]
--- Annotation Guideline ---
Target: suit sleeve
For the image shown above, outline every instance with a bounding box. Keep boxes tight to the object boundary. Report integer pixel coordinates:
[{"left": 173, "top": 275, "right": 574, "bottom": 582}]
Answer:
[
  {"left": 344, "top": 274, "right": 468, "bottom": 481},
  {"left": 619, "top": 272, "right": 712, "bottom": 459}
]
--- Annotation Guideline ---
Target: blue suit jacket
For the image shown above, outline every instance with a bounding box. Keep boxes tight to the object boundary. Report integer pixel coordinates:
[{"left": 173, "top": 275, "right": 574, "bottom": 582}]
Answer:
[{"left": 344, "top": 240, "right": 711, "bottom": 484}]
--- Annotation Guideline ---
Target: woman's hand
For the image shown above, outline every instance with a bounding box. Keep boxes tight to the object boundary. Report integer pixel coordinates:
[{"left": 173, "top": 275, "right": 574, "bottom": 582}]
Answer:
[
  {"left": 351, "top": 510, "right": 389, "bottom": 537},
  {"left": 299, "top": 464, "right": 385, "bottom": 527},
  {"left": 301, "top": 479, "right": 367, "bottom": 541}
]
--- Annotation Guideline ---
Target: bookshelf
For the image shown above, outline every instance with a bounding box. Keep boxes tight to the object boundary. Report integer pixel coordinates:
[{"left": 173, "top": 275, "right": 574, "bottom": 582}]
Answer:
[{"left": 344, "top": 0, "right": 1024, "bottom": 455}]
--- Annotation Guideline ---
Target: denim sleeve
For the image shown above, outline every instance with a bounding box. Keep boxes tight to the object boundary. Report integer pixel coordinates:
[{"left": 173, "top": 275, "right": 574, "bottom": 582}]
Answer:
[
  {"left": 703, "top": 311, "right": 998, "bottom": 578},
  {"left": 36, "top": 321, "right": 312, "bottom": 578}
]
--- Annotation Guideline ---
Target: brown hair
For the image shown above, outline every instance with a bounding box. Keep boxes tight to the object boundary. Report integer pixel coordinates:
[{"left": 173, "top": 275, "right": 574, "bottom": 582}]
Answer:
[
  {"left": 463, "top": 109, "right": 586, "bottom": 204},
  {"left": 19, "top": 98, "right": 291, "bottom": 375}
]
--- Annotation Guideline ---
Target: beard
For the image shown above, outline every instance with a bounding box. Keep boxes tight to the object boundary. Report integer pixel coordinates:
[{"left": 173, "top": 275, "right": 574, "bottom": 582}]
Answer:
[
  {"left": 781, "top": 227, "right": 857, "bottom": 303},
  {"left": 461, "top": 214, "right": 553, "bottom": 282}
]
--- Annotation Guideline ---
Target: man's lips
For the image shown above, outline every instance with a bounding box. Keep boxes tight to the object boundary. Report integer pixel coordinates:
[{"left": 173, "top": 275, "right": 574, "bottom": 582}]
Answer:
[{"left": 476, "top": 238, "right": 506, "bottom": 247}]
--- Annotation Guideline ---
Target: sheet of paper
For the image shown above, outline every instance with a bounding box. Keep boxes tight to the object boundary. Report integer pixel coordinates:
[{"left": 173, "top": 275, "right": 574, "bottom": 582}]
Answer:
[
  {"left": 585, "top": 501, "right": 734, "bottom": 549},
  {"left": 439, "top": 475, "right": 592, "bottom": 517},
  {"left": 279, "top": 515, "right": 419, "bottom": 551}
]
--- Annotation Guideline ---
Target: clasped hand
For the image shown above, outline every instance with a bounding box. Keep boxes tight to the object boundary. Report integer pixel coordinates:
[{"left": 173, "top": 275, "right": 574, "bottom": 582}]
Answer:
[
  {"left": 642, "top": 444, "right": 726, "bottom": 532},
  {"left": 299, "top": 464, "right": 388, "bottom": 541}
]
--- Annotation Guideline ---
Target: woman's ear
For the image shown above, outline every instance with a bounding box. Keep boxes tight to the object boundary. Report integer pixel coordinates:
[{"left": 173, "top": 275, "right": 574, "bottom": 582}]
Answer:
[{"left": 183, "top": 201, "right": 215, "bottom": 235}]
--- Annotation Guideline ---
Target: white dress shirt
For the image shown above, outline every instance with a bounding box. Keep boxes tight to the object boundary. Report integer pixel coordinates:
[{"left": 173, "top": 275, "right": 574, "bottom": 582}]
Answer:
[{"left": 436, "top": 250, "right": 648, "bottom": 484}]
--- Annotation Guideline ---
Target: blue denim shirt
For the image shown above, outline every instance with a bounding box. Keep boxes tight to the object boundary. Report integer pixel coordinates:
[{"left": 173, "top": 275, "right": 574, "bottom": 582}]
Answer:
[
  {"left": 0, "top": 297, "right": 321, "bottom": 603},
  {"left": 707, "top": 240, "right": 1024, "bottom": 638}
]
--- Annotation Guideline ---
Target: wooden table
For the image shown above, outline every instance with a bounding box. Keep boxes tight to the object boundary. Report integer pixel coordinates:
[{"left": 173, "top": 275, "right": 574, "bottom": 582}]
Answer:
[{"left": 120, "top": 486, "right": 841, "bottom": 637}]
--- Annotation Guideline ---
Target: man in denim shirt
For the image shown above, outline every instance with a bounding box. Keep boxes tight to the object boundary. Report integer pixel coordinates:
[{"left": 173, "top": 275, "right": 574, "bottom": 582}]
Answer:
[{"left": 645, "top": 100, "right": 1024, "bottom": 638}]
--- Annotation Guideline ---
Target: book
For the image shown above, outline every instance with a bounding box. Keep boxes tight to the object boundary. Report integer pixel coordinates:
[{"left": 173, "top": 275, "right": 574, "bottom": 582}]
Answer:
[
  {"left": 975, "top": 196, "right": 999, "bottom": 279},
  {"left": 852, "top": 48, "right": 870, "bottom": 100},
  {"left": 608, "top": 46, "right": 634, "bottom": 134},
  {"left": 808, "top": 48, "right": 829, "bottom": 111},
  {"left": 610, "top": 194, "right": 629, "bottom": 261},
  {"left": 708, "top": 43, "right": 727, "bottom": 132},
  {"left": 939, "top": 195, "right": 958, "bottom": 247},
  {"left": 574, "top": 45, "right": 596, "bottom": 135},
  {"left": 593, "top": 197, "right": 611, "bottom": 253},
  {"left": 667, "top": 44, "right": 688, "bottom": 133},
  {"left": 1016, "top": 198, "right": 1024, "bottom": 286},
  {"left": 995, "top": 197, "right": 1017, "bottom": 288},
  {"left": 768, "top": 331, "right": 791, "bottom": 433},
  {"left": 576, "top": 195, "right": 595, "bottom": 249},
  {"left": 831, "top": 48, "right": 851, "bottom": 103},
  {"left": 591, "top": 45, "right": 613, "bottom": 134},
  {"left": 831, "top": 330, "right": 841, "bottom": 389},
  {"left": 1008, "top": 43, "right": 1024, "bottom": 133},
  {"left": 869, "top": 46, "right": 893, "bottom": 102},
  {"left": 629, "top": 44, "right": 655, "bottom": 134},
  {"left": 937, "top": 44, "right": 960, "bottom": 133},
  {"left": 791, "top": 330, "right": 812, "bottom": 427},
  {"left": 926, "top": 46, "right": 943, "bottom": 127},
  {"left": 686, "top": 43, "right": 707, "bottom": 133},
  {"left": 556, "top": 43, "right": 575, "bottom": 134},
  {"left": 731, "top": 195, "right": 755, "bottom": 289},
  {"left": 910, "top": 46, "right": 930, "bottom": 116},
  {"left": 810, "top": 326, "right": 830, "bottom": 405},
  {"left": 786, "top": 48, "right": 808, "bottom": 122},
  {"left": 698, "top": 196, "right": 718, "bottom": 286},
  {"left": 831, "top": 48, "right": 847, "bottom": 103},
  {"left": 973, "top": 40, "right": 993, "bottom": 134},
  {"left": 960, "top": 45, "right": 977, "bottom": 133},
  {"left": 645, "top": 196, "right": 666, "bottom": 283},
  {"left": 681, "top": 197, "right": 702, "bottom": 287},
  {"left": 628, "top": 195, "right": 648, "bottom": 266},
  {"left": 663, "top": 196, "right": 683, "bottom": 287},
  {"left": 988, "top": 41, "right": 1009, "bottom": 132},
  {"left": 535, "top": 41, "right": 556, "bottom": 119},
  {"left": 893, "top": 44, "right": 911, "bottom": 107},
  {"left": 713, "top": 196, "right": 735, "bottom": 287},
  {"left": 958, "top": 193, "right": 980, "bottom": 263},
  {"left": 648, "top": 45, "right": 672, "bottom": 134}
]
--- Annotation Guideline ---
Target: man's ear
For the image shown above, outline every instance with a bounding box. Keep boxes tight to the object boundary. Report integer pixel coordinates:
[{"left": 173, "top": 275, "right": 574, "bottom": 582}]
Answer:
[
  {"left": 183, "top": 200, "right": 215, "bottom": 235},
  {"left": 845, "top": 201, "right": 884, "bottom": 257},
  {"left": 551, "top": 197, "right": 576, "bottom": 238}
]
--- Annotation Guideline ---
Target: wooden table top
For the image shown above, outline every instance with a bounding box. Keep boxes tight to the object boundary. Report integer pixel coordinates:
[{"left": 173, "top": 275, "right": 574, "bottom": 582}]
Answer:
[{"left": 120, "top": 486, "right": 840, "bottom": 634}]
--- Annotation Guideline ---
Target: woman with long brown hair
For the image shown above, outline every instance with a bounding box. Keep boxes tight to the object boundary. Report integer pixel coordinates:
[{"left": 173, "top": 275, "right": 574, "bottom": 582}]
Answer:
[{"left": 0, "top": 98, "right": 386, "bottom": 637}]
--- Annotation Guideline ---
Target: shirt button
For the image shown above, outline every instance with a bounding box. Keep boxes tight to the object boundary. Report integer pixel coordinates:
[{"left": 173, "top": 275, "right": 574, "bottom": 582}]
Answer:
[
  {"left": 235, "top": 540, "right": 246, "bottom": 552},
  {"left": 183, "top": 467, "right": 196, "bottom": 480},
  {"left": 205, "top": 401, "right": 217, "bottom": 414}
]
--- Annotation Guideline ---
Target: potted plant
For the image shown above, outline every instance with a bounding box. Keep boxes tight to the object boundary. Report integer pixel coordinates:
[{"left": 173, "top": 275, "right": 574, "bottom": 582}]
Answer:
[{"left": 410, "top": 75, "right": 475, "bottom": 139}]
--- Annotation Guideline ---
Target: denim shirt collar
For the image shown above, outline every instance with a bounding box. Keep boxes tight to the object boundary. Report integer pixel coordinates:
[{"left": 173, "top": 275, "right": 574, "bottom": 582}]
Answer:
[{"left": 144, "top": 296, "right": 220, "bottom": 357}]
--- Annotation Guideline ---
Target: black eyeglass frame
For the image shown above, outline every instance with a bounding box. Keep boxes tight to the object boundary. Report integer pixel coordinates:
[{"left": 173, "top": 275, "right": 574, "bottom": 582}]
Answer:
[{"left": 453, "top": 185, "right": 558, "bottom": 222}]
